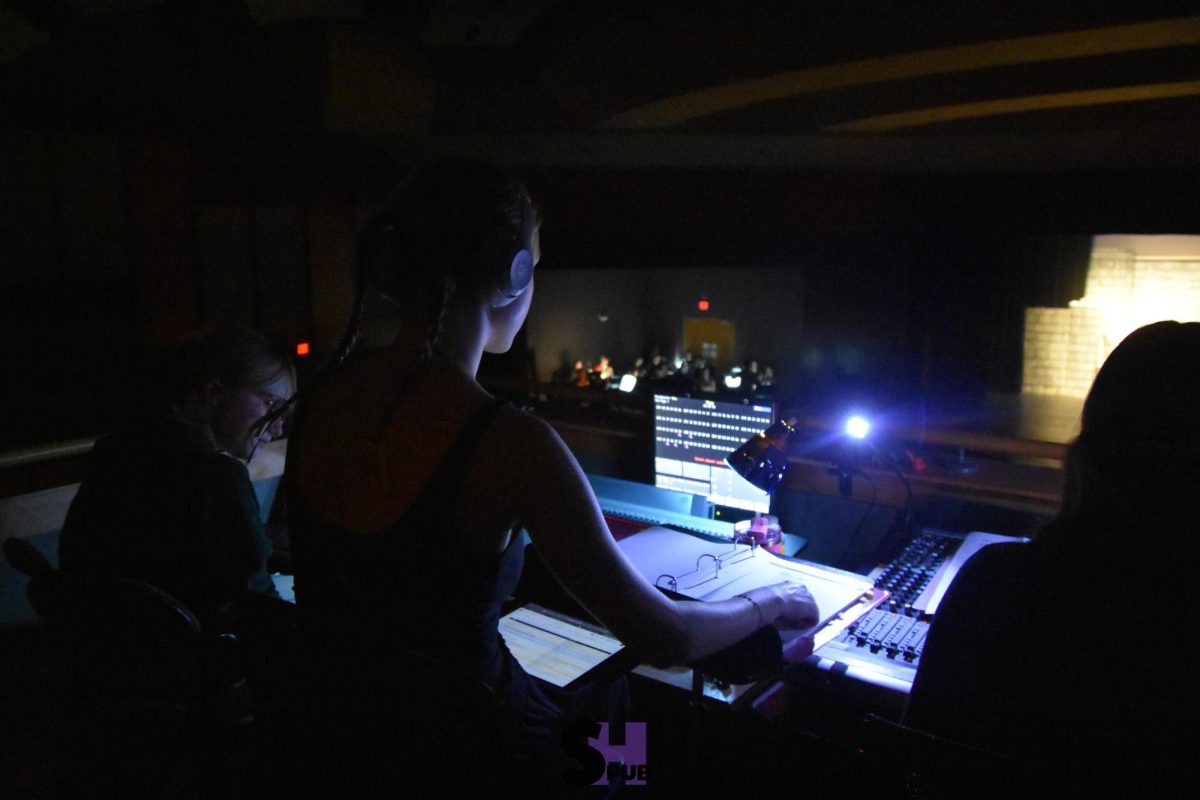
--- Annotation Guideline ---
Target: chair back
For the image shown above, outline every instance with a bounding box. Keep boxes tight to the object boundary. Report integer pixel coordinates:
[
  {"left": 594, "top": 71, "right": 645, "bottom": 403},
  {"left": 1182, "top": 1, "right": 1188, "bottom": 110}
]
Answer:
[
  {"left": 3, "top": 536, "right": 55, "bottom": 579},
  {"left": 5, "top": 537, "right": 203, "bottom": 704},
  {"left": 59, "top": 572, "right": 204, "bottom": 703},
  {"left": 4, "top": 536, "right": 62, "bottom": 620}
]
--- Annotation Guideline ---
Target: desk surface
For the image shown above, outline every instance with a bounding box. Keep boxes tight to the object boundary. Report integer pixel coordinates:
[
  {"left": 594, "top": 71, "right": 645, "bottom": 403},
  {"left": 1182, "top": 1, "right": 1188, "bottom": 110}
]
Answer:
[{"left": 271, "top": 525, "right": 898, "bottom": 708}]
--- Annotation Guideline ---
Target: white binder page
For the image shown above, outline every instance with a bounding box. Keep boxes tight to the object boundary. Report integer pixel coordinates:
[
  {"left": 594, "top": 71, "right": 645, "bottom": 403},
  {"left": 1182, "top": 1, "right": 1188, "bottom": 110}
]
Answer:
[{"left": 617, "top": 526, "right": 874, "bottom": 631}]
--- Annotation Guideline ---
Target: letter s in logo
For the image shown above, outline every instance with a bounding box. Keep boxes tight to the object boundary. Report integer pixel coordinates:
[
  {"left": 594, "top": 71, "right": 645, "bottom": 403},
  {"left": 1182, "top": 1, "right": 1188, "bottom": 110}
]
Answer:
[{"left": 561, "top": 719, "right": 605, "bottom": 785}]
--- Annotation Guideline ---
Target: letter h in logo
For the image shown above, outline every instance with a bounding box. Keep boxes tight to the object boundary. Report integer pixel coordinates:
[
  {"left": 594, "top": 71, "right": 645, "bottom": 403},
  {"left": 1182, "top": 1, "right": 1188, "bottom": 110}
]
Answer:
[{"left": 590, "top": 722, "right": 647, "bottom": 786}]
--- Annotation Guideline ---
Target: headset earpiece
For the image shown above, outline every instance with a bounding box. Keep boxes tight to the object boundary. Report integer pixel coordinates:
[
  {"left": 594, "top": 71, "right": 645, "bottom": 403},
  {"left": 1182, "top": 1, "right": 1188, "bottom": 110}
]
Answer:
[
  {"left": 485, "top": 191, "right": 536, "bottom": 308},
  {"left": 490, "top": 247, "right": 534, "bottom": 308}
]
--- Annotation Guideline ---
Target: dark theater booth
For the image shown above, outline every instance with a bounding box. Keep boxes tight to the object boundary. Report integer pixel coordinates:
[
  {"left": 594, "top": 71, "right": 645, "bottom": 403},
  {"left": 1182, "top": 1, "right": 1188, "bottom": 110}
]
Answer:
[{"left": 2, "top": 1, "right": 1199, "bottom": 796}]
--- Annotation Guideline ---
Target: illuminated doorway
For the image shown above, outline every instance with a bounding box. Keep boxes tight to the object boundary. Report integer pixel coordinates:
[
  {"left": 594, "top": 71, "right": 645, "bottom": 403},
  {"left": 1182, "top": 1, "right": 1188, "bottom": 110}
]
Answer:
[
  {"left": 683, "top": 317, "right": 736, "bottom": 370},
  {"left": 1023, "top": 236, "right": 1200, "bottom": 399}
]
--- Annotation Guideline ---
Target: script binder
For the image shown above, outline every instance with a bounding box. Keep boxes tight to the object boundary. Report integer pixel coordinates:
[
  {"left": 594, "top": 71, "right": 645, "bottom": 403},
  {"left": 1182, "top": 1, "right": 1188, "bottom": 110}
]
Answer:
[{"left": 617, "top": 526, "right": 876, "bottom": 636}]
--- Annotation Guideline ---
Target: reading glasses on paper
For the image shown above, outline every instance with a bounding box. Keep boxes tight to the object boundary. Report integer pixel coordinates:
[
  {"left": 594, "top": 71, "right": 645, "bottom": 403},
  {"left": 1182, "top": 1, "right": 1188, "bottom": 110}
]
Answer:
[{"left": 655, "top": 535, "right": 761, "bottom": 593}]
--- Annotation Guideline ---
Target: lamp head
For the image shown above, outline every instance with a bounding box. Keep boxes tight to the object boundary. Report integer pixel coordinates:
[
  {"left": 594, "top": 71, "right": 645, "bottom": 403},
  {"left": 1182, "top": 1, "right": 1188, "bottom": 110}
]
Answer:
[{"left": 726, "top": 418, "right": 797, "bottom": 494}]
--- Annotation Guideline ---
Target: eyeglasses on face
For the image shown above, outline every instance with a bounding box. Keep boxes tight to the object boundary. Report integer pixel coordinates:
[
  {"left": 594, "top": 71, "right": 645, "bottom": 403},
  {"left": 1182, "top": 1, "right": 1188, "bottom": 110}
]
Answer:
[{"left": 246, "top": 387, "right": 292, "bottom": 413}]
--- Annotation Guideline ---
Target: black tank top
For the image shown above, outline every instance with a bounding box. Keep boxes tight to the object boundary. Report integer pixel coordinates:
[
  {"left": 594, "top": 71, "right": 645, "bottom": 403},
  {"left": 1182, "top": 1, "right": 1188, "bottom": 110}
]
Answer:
[{"left": 288, "top": 397, "right": 522, "bottom": 688}]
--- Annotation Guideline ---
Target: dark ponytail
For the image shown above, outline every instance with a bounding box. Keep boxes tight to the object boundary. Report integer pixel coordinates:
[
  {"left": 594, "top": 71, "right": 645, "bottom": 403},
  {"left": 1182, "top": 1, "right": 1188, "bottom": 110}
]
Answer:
[
  {"left": 345, "top": 158, "right": 530, "bottom": 363},
  {"left": 424, "top": 273, "right": 457, "bottom": 360}
]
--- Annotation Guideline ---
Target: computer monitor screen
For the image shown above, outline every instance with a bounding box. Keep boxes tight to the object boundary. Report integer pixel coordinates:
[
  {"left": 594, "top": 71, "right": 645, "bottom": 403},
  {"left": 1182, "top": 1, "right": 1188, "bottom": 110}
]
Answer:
[{"left": 652, "top": 394, "right": 774, "bottom": 515}]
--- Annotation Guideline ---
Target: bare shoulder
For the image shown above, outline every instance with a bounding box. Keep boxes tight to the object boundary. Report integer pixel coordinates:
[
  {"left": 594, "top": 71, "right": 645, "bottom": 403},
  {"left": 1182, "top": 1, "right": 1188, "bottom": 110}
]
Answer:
[
  {"left": 476, "top": 404, "right": 574, "bottom": 476},
  {"left": 488, "top": 403, "right": 560, "bottom": 443}
]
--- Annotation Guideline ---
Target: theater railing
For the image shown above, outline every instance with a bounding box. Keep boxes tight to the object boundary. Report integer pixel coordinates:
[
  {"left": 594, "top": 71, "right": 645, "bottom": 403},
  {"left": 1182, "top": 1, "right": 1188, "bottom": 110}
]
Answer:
[
  {"left": 486, "top": 379, "right": 1066, "bottom": 516},
  {"left": 1, "top": 438, "right": 287, "bottom": 545},
  {"left": 1, "top": 381, "right": 1066, "bottom": 542}
]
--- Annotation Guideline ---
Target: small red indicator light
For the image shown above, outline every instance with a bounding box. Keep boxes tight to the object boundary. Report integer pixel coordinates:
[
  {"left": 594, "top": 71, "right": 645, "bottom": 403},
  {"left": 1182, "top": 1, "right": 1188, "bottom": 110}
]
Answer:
[
  {"left": 698, "top": 298, "right": 710, "bottom": 312},
  {"left": 295, "top": 341, "right": 311, "bottom": 357}
]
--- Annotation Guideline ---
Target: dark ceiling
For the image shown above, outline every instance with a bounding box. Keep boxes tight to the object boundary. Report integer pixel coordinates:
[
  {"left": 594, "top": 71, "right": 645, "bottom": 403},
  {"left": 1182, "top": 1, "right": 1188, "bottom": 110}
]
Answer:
[
  {"left": 1, "top": 1, "right": 1198, "bottom": 446},
  {"left": 2, "top": 0, "right": 1198, "bottom": 172}
]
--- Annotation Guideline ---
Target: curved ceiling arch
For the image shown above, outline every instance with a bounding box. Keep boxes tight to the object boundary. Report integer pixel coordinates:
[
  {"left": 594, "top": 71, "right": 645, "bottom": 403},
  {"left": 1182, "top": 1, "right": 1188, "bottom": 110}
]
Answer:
[
  {"left": 828, "top": 80, "right": 1200, "bottom": 132},
  {"left": 601, "top": 16, "right": 1200, "bottom": 130}
]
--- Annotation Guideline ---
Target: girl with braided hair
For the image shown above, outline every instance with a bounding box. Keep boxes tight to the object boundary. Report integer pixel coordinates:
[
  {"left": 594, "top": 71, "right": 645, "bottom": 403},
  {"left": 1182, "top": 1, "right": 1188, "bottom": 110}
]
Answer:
[{"left": 284, "top": 158, "right": 817, "bottom": 792}]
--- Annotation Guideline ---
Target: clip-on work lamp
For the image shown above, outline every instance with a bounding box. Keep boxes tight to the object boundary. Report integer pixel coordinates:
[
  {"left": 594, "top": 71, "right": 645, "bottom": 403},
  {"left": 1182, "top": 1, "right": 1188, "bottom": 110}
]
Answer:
[
  {"left": 727, "top": 415, "right": 873, "bottom": 498},
  {"left": 725, "top": 417, "right": 797, "bottom": 495},
  {"left": 723, "top": 418, "right": 797, "bottom": 552}
]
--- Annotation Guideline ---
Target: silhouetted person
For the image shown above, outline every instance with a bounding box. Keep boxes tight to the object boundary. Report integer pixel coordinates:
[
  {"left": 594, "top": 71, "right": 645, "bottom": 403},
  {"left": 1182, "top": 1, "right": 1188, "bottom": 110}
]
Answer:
[{"left": 905, "top": 321, "right": 1200, "bottom": 792}]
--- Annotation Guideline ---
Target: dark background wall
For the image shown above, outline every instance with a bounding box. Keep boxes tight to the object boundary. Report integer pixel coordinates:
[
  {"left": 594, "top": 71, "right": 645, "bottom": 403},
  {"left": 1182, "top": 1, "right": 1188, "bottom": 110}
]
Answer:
[
  {"left": 2, "top": 124, "right": 1196, "bottom": 450},
  {"left": 527, "top": 266, "right": 807, "bottom": 382},
  {"left": 2, "top": 1, "right": 1198, "bottom": 450}
]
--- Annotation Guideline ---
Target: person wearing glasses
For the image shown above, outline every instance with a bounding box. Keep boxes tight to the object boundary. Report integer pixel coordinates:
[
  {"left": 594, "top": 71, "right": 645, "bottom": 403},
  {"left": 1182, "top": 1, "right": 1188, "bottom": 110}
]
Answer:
[
  {"left": 59, "top": 325, "right": 294, "bottom": 628},
  {"left": 284, "top": 159, "right": 818, "bottom": 793}
]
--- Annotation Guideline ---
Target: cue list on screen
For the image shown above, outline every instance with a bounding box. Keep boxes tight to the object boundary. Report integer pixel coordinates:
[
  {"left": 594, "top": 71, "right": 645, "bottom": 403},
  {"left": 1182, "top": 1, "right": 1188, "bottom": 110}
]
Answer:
[{"left": 652, "top": 394, "right": 774, "bottom": 514}]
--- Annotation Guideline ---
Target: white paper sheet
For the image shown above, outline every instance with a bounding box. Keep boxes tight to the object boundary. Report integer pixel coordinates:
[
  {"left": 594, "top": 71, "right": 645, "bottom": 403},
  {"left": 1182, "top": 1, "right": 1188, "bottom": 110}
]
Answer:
[{"left": 617, "top": 526, "right": 874, "bottom": 634}]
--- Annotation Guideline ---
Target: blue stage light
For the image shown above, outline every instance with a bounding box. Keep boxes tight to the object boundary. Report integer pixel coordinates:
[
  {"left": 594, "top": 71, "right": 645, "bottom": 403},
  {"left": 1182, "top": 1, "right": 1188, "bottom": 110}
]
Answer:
[{"left": 844, "top": 415, "right": 871, "bottom": 440}]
